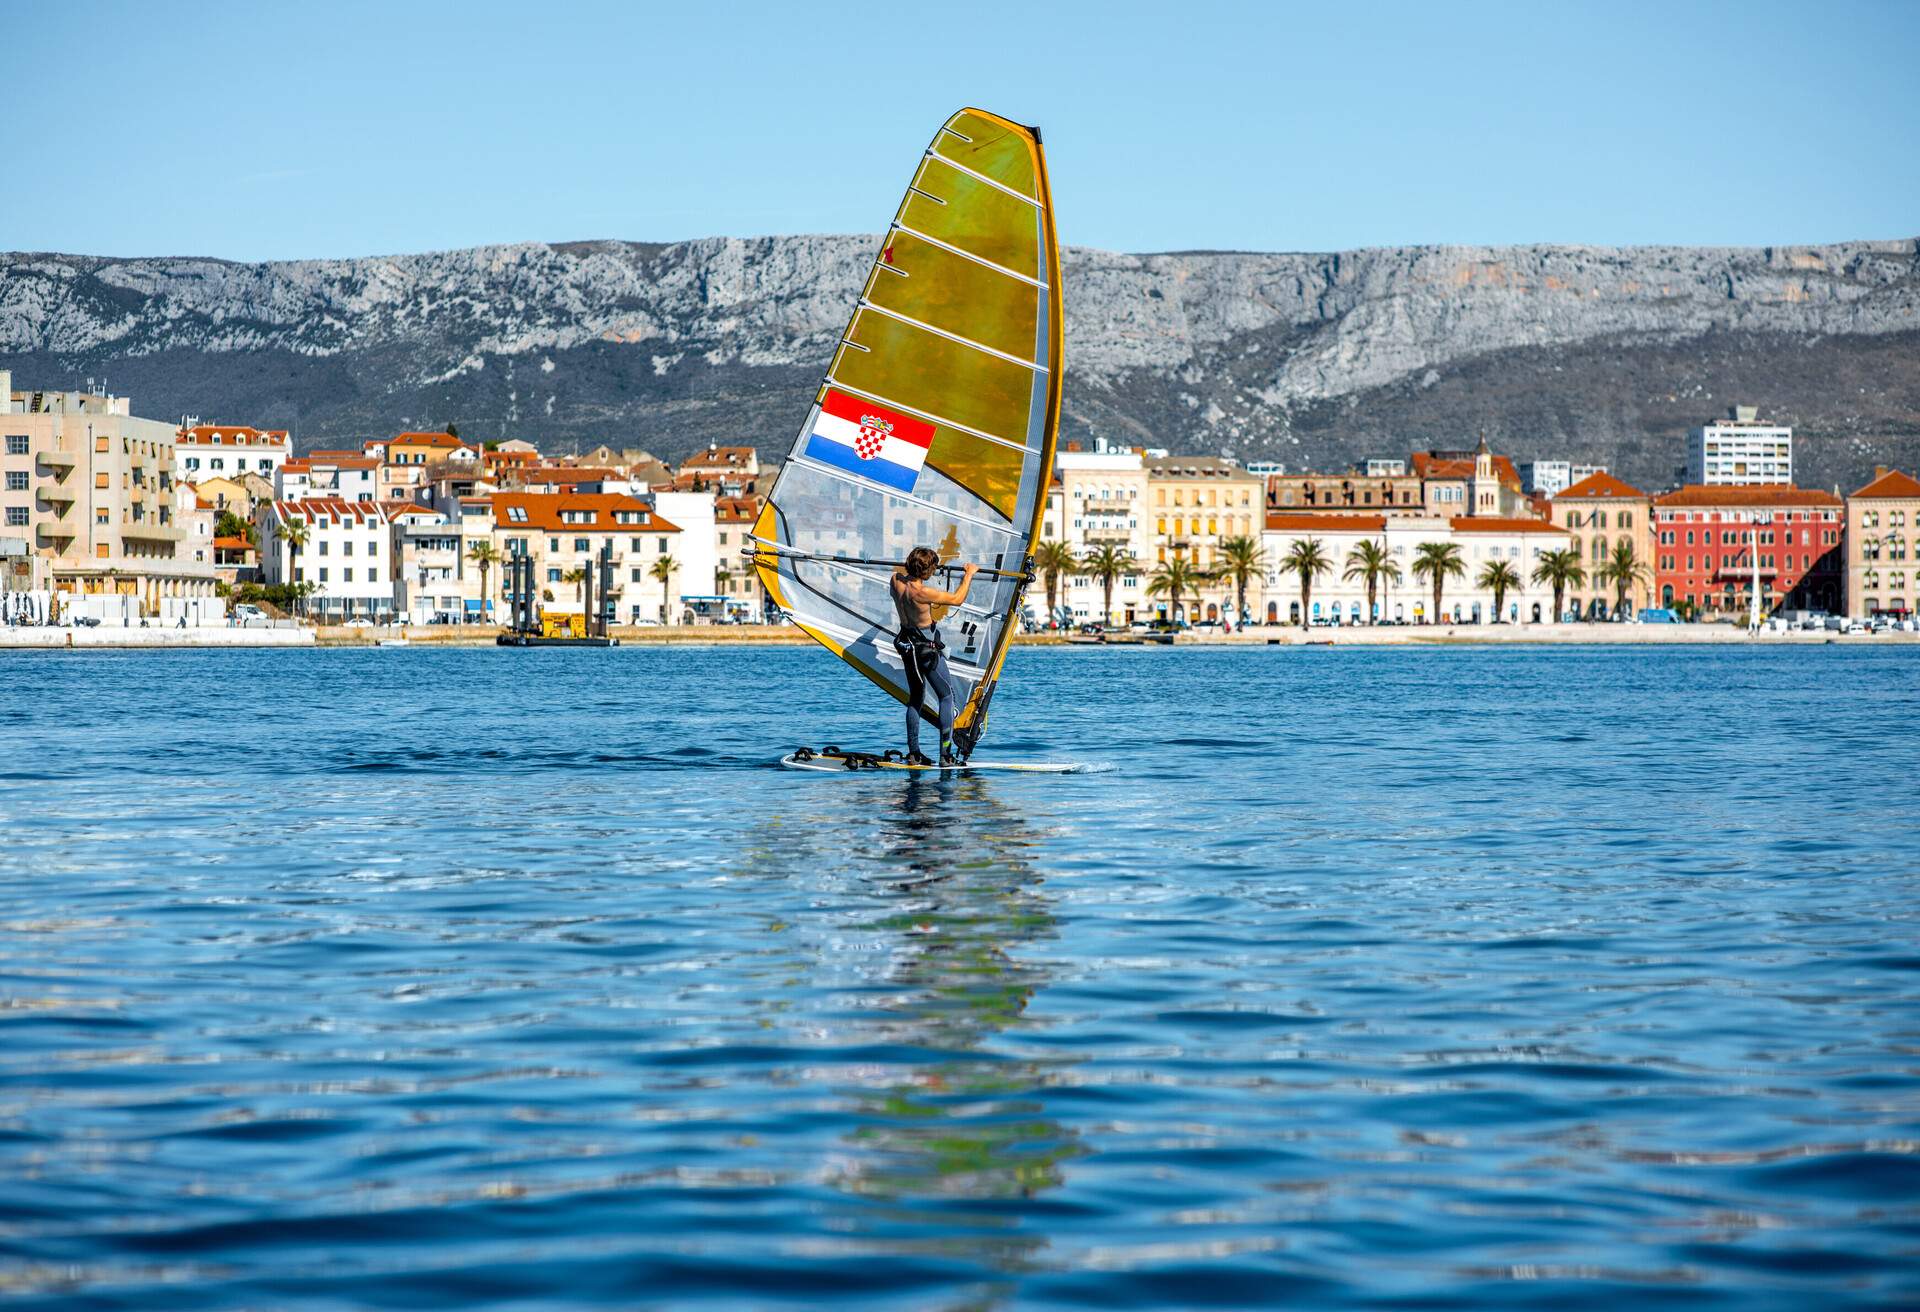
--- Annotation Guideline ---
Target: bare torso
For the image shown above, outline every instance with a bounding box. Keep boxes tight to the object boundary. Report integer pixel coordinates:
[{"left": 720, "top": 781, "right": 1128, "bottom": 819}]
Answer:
[{"left": 891, "top": 572, "right": 935, "bottom": 631}]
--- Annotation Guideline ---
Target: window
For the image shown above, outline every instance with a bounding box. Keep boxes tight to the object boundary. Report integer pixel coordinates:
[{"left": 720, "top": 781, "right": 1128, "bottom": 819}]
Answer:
[
  {"left": 367, "top": 568, "right": 377, "bottom": 583},
  {"left": 574, "top": 537, "right": 590, "bottom": 552},
  {"left": 95, "top": 472, "right": 110, "bottom": 489},
  {"left": 3, "top": 507, "right": 25, "bottom": 527},
  {"left": 318, "top": 540, "right": 329, "bottom": 555},
  {"left": 96, "top": 507, "right": 110, "bottom": 524},
  {"left": 549, "top": 537, "right": 559, "bottom": 551},
  {"left": 547, "top": 567, "right": 562, "bottom": 582},
  {"left": 507, "top": 506, "right": 528, "bottom": 523},
  {"left": 4, "top": 435, "right": 26, "bottom": 455},
  {"left": 343, "top": 540, "right": 354, "bottom": 556},
  {"left": 4, "top": 471, "right": 24, "bottom": 491},
  {"left": 343, "top": 568, "right": 355, "bottom": 583},
  {"left": 658, "top": 538, "right": 668, "bottom": 554},
  {"left": 96, "top": 542, "right": 110, "bottom": 558}
]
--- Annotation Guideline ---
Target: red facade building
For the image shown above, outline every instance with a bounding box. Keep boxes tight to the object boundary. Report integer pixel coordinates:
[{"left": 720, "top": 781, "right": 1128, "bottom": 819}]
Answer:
[{"left": 1652, "top": 485, "right": 1844, "bottom": 616}]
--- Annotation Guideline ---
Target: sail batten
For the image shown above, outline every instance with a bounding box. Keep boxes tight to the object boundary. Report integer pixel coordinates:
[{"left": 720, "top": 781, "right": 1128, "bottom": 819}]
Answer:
[{"left": 754, "top": 107, "right": 1062, "bottom": 756}]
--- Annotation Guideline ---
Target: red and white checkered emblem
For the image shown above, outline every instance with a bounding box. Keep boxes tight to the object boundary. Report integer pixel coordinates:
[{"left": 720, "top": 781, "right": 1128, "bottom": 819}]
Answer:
[{"left": 854, "top": 415, "right": 892, "bottom": 460}]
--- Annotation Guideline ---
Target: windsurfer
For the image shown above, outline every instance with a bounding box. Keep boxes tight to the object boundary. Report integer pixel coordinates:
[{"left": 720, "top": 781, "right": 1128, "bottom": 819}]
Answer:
[{"left": 890, "top": 547, "right": 977, "bottom": 766}]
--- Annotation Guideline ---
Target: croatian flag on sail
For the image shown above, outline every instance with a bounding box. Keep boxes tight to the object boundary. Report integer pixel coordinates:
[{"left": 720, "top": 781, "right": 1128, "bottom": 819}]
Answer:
[{"left": 804, "top": 389, "right": 935, "bottom": 493}]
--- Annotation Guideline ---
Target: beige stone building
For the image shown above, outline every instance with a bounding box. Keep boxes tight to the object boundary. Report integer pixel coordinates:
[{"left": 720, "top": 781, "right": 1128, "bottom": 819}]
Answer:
[
  {"left": 1845, "top": 466, "right": 1920, "bottom": 619},
  {"left": 1549, "top": 471, "right": 1655, "bottom": 617},
  {"left": 1266, "top": 469, "right": 1423, "bottom": 515},
  {"left": 1412, "top": 439, "right": 1532, "bottom": 518},
  {"left": 1146, "top": 455, "right": 1264, "bottom": 570},
  {"left": 0, "top": 372, "right": 215, "bottom": 619}
]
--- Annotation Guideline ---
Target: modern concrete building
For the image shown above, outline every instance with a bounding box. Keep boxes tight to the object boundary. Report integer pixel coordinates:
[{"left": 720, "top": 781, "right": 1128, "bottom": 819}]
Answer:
[
  {"left": 1550, "top": 471, "right": 1654, "bottom": 618},
  {"left": 1687, "top": 406, "right": 1793, "bottom": 486},
  {"left": 0, "top": 371, "right": 216, "bottom": 621},
  {"left": 277, "top": 453, "right": 378, "bottom": 502},
  {"left": 1651, "top": 484, "right": 1842, "bottom": 618},
  {"left": 1845, "top": 466, "right": 1920, "bottom": 620}
]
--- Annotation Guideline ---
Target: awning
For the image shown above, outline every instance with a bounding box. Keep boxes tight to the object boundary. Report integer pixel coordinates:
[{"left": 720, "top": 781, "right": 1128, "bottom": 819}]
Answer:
[
  {"left": 464, "top": 599, "right": 484, "bottom": 612},
  {"left": 679, "top": 595, "right": 726, "bottom": 603}
]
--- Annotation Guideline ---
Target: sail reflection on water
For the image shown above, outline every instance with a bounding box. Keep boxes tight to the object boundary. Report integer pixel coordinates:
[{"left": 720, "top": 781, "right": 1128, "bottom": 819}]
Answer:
[{"left": 825, "top": 777, "right": 1083, "bottom": 1241}]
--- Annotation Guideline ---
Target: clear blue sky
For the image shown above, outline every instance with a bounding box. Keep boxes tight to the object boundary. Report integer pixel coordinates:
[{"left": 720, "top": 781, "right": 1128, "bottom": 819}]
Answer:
[{"left": 6, "top": 0, "right": 1916, "bottom": 260}]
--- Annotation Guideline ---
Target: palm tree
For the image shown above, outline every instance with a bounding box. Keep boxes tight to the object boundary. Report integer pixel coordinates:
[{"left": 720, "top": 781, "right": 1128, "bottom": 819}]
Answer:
[
  {"left": 1081, "top": 543, "right": 1132, "bottom": 626},
  {"left": 1531, "top": 548, "right": 1585, "bottom": 623},
  {"left": 1276, "top": 537, "right": 1333, "bottom": 628},
  {"left": 1411, "top": 542, "right": 1467, "bottom": 624},
  {"left": 1594, "top": 541, "right": 1650, "bottom": 616},
  {"left": 1145, "top": 554, "right": 1202, "bottom": 624},
  {"left": 1216, "top": 536, "right": 1266, "bottom": 624},
  {"left": 650, "top": 554, "right": 676, "bottom": 623},
  {"left": 1478, "top": 559, "right": 1523, "bottom": 622},
  {"left": 1343, "top": 539, "right": 1401, "bottom": 624},
  {"left": 274, "top": 519, "right": 310, "bottom": 616},
  {"left": 564, "top": 567, "right": 587, "bottom": 609},
  {"left": 1033, "top": 540, "right": 1077, "bottom": 629},
  {"left": 466, "top": 540, "right": 499, "bottom": 621}
]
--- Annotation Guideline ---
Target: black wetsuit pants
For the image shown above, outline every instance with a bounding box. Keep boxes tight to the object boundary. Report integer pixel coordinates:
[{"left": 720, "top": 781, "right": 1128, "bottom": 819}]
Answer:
[{"left": 896, "top": 631, "right": 955, "bottom": 755}]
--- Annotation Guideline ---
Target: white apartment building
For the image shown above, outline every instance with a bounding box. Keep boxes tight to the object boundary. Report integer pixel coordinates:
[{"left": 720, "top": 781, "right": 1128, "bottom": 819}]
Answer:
[
  {"left": 1040, "top": 448, "right": 1151, "bottom": 624},
  {"left": 276, "top": 453, "right": 379, "bottom": 502},
  {"left": 1519, "top": 461, "right": 1607, "bottom": 498},
  {"left": 651, "top": 490, "right": 720, "bottom": 620},
  {"left": 175, "top": 425, "right": 292, "bottom": 482},
  {"left": 257, "top": 498, "right": 409, "bottom": 620},
  {"left": 1688, "top": 406, "right": 1792, "bottom": 485}
]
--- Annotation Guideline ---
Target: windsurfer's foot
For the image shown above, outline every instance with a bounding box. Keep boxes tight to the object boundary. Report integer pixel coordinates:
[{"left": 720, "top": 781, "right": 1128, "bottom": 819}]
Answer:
[
  {"left": 940, "top": 744, "right": 966, "bottom": 767},
  {"left": 904, "top": 750, "right": 935, "bottom": 767}
]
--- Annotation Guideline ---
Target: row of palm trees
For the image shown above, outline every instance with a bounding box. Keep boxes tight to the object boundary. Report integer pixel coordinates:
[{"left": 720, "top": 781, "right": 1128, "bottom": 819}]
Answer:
[{"left": 1030, "top": 534, "right": 1652, "bottom": 629}]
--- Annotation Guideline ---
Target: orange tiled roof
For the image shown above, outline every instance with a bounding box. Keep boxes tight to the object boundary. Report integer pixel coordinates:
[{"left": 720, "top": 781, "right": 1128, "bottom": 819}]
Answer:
[
  {"left": 1653, "top": 484, "right": 1842, "bottom": 509},
  {"left": 1411, "top": 451, "right": 1523, "bottom": 489},
  {"left": 176, "top": 424, "right": 290, "bottom": 446},
  {"left": 1448, "top": 516, "right": 1569, "bottom": 534},
  {"left": 1559, "top": 471, "right": 1648, "bottom": 500},
  {"left": 212, "top": 535, "right": 253, "bottom": 550},
  {"left": 1850, "top": 468, "right": 1920, "bottom": 500},
  {"left": 491, "top": 492, "right": 680, "bottom": 534},
  {"left": 681, "top": 445, "right": 757, "bottom": 469},
  {"left": 390, "top": 431, "right": 468, "bottom": 448},
  {"left": 1265, "top": 513, "right": 1388, "bottom": 532},
  {"left": 303, "top": 451, "right": 380, "bottom": 469},
  {"left": 272, "top": 498, "right": 416, "bottom": 524},
  {"left": 715, "top": 496, "right": 760, "bottom": 523}
]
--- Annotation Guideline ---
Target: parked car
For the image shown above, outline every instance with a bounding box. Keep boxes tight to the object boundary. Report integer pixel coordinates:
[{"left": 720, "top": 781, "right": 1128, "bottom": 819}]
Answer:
[
  {"left": 232, "top": 603, "right": 270, "bottom": 628},
  {"left": 1144, "top": 618, "right": 1188, "bottom": 634},
  {"left": 1077, "top": 621, "right": 1106, "bottom": 635},
  {"left": 343, "top": 618, "right": 373, "bottom": 629}
]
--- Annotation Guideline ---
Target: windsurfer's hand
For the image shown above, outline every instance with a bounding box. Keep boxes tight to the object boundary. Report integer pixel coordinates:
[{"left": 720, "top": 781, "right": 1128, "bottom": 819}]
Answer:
[{"left": 962, "top": 564, "right": 978, "bottom": 579}]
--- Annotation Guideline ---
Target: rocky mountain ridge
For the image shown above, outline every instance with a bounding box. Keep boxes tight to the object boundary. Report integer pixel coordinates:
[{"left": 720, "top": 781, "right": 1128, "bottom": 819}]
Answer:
[{"left": 2, "top": 235, "right": 1916, "bottom": 490}]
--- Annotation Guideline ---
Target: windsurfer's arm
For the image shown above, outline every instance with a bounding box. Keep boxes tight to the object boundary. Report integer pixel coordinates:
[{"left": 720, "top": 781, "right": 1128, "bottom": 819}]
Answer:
[{"left": 915, "top": 564, "right": 978, "bottom": 607}]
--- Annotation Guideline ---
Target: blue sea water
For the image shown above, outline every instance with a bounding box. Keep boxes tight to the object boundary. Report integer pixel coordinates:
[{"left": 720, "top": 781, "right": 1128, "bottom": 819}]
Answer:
[{"left": 0, "top": 643, "right": 1916, "bottom": 1310}]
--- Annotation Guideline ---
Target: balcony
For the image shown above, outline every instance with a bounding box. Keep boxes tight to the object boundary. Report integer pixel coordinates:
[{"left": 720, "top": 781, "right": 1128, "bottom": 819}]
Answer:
[
  {"left": 35, "top": 521, "right": 75, "bottom": 545},
  {"left": 35, "top": 446, "right": 75, "bottom": 471},
  {"left": 36, "top": 484, "right": 75, "bottom": 508}
]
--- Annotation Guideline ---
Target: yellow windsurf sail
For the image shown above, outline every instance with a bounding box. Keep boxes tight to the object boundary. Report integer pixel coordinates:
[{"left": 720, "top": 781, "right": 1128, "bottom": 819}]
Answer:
[{"left": 752, "top": 108, "right": 1063, "bottom": 755}]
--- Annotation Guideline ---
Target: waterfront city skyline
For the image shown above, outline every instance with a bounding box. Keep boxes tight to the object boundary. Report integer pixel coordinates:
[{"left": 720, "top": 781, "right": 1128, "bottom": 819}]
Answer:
[{"left": 4, "top": 0, "right": 1918, "bottom": 262}]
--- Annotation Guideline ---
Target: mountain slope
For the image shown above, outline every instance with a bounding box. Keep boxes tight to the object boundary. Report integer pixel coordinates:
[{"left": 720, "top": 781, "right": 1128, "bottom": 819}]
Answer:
[{"left": 2, "top": 235, "right": 1916, "bottom": 489}]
